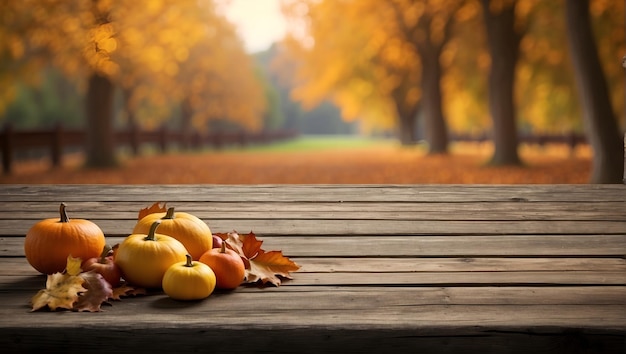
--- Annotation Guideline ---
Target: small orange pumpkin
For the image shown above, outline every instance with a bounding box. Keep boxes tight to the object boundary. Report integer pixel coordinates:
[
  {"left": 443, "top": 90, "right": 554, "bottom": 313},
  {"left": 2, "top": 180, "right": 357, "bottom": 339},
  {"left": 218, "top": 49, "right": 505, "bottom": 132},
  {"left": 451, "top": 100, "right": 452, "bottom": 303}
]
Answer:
[
  {"left": 24, "top": 203, "right": 106, "bottom": 274},
  {"left": 133, "top": 207, "right": 212, "bottom": 260}
]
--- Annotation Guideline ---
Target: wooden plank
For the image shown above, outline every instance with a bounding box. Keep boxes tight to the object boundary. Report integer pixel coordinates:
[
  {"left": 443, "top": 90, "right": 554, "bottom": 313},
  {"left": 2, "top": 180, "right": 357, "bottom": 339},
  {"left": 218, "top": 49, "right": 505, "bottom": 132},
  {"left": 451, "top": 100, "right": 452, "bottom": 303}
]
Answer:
[
  {"left": 1, "top": 218, "right": 625, "bottom": 236},
  {"left": 0, "top": 299, "right": 623, "bottom": 331},
  {"left": 2, "top": 257, "right": 625, "bottom": 276},
  {"left": 295, "top": 257, "right": 626, "bottom": 272},
  {"left": 1, "top": 269, "right": 623, "bottom": 287},
  {"left": 2, "top": 184, "right": 625, "bottom": 202},
  {"left": 2, "top": 235, "right": 625, "bottom": 257},
  {"left": 2, "top": 285, "right": 626, "bottom": 308},
  {"left": 287, "top": 271, "right": 626, "bottom": 286},
  {"left": 2, "top": 200, "right": 624, "bottom": 221}
]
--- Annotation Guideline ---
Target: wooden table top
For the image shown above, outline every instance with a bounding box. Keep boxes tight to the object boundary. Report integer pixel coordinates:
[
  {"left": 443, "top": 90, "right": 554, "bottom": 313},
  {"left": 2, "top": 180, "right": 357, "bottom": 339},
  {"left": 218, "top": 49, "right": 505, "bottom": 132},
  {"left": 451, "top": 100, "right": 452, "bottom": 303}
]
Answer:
[{"left": 1, "top": 184, "right": 625, "bottom": 353}]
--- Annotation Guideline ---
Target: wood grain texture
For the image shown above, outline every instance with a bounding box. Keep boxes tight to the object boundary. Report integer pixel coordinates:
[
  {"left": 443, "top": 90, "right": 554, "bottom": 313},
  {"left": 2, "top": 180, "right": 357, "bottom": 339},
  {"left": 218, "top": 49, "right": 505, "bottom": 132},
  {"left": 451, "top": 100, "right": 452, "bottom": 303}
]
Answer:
[{"left": 0, "top": 184, "right": 624, "bottom": 353}]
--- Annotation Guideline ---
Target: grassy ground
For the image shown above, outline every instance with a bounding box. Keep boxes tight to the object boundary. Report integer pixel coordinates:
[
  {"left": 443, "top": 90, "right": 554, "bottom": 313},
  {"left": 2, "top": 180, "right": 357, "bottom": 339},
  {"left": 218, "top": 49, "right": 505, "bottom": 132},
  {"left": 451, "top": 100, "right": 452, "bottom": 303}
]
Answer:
[{"left": 0, "top": 135, "right": 592, "bottom": 184}]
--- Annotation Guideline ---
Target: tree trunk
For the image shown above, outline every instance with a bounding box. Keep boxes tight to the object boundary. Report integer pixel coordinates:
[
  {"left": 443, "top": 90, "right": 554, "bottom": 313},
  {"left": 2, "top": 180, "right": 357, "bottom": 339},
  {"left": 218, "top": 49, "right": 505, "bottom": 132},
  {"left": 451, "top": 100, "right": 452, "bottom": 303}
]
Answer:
[
  {"left": 565, "top": 0, "right": 624, "bottom": 183},
  {"left": 482, "top": 0, "right": 521, "bottom": 166},
  {"left": 397, "top": 106, "right": 418, "bottom": 146},
  {"left": 85, "top": 72, "right": 117, "bottom": 167},
  {"left": 421, "top": 46, "right": 448, "bottom": 154}
]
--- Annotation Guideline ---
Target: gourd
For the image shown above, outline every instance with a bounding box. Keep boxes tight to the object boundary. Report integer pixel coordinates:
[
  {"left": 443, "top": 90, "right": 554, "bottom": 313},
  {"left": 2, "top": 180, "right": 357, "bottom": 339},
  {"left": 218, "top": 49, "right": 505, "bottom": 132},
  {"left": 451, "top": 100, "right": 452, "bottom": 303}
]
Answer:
[
  {"left": 133, "top": 207, "right": 212, "bottom": 261},
  {"left": 24, "top": 203, "right": 106, "bottom": 274},
  {"left": 162, "top": 254, "right": 216, "bottom": 300},
  {"left": 82, "top": 245, "right": 122, "bottom": 287},
  {"left": 115, "top": 220, "right": 187, "bottom": 288}
]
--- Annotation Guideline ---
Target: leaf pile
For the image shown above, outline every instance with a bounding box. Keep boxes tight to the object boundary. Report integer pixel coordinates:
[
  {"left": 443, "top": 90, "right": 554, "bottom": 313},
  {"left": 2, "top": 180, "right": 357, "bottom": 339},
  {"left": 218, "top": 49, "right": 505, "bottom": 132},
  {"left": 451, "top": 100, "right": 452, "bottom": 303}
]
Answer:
[
  {"left": 31, "top": 256, "right": 114, "bottom": 312},
  {"left": 216, "top": 231, "right": 300, "bottom": 286}
]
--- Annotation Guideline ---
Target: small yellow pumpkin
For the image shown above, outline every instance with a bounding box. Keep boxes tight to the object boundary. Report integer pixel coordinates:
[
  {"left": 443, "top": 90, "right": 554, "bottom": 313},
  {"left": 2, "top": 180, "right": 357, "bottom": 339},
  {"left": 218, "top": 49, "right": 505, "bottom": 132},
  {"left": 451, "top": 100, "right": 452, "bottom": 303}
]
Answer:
[
  {"left": 24, "top": 203, "right": 105, "bottom": 274},
  {"left": 115, "top": 220, "right": 187, "bottom": 288},
  {"left": 162, "top": 254, "right": 216, "bottom": 300},
  {"left": 133, "top": 207, "right": 212, "bottom": 260}
]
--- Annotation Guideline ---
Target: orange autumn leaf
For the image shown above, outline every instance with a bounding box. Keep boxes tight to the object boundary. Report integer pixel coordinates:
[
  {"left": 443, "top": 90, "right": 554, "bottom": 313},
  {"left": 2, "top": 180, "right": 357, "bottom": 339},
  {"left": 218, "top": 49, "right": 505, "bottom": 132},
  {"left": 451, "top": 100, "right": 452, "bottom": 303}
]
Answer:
[
  {"left": 223, "top": 231, "right": 300, "bottom": 287},
  {"left": 138, "top": 202, "right": 167, "bottom": 220},
  {"left": 240, "top": 232, "right": 264, "bottom": 259},
  {"left": 247, "top": 250, "right": 301, "bottom": 286}
]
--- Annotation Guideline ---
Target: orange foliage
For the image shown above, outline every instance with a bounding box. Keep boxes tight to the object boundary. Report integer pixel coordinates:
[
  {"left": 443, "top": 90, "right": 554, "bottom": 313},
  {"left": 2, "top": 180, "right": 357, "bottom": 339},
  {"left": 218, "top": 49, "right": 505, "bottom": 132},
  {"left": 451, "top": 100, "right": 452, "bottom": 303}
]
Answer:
[{"left": 0, "top": 143, "right": 592, "bottom": 184}]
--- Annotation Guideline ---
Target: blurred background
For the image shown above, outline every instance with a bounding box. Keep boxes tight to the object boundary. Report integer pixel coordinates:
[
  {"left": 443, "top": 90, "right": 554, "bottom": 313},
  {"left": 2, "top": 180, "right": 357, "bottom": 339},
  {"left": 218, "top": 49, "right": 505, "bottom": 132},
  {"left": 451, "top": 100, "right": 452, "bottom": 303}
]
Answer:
[{"left": 0, "top": 0, "right": 623, "bottom": 184}]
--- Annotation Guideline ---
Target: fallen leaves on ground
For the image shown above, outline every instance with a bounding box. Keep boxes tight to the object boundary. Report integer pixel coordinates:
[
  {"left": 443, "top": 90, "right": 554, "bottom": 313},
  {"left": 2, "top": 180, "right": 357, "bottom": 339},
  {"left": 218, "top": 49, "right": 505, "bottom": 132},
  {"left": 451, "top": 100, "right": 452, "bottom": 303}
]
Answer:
[{"left": 0, "top": 142, "right": 592, "bottom": 184}]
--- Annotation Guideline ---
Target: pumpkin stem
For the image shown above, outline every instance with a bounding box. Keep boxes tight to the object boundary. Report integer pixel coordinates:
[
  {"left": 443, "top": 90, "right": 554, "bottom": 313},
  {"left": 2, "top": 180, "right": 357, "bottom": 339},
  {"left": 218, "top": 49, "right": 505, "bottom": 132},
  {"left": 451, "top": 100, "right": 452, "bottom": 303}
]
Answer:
[
  {"left": 99, "top": 245, "right": 113, "bottom": 263},
  {"left": 184, "top": 254, "right": 193, "bottom": 267},
  {"left": 162, "top": 207, "right": 176, "bottom": 220},
  {"left": 144, "top": 220, "right": 161, "bottom": 241},
  {"left": 59, "top": 202, "right": 70, "bottom": 223},
  {"left": 220, "top": 242, "right": 226, "bottom": 254}
]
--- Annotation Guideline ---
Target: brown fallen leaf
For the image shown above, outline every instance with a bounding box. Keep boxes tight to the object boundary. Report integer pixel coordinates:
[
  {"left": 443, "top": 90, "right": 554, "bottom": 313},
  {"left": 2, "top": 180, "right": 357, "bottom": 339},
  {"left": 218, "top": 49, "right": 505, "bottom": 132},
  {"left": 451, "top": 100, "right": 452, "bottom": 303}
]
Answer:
[
  {"left": 75, "top": 271, "right": 112, "bottom": 312},
  {"left": 247, "top": 250, "right": 301, "bottom": 286},
  {"left": 223, "top": 231, "right": 300, "bottom": 287},
  {"left": 109, "top": 283, "right": 147, "bottom": 300}
]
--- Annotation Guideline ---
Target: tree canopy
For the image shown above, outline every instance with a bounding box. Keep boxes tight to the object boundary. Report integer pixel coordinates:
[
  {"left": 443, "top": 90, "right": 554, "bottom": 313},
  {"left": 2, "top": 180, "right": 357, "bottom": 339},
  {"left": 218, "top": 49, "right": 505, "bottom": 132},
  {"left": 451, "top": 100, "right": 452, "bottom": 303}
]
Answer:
[{"left": 279, "top": 0, "right": 624, "bottom": 155}]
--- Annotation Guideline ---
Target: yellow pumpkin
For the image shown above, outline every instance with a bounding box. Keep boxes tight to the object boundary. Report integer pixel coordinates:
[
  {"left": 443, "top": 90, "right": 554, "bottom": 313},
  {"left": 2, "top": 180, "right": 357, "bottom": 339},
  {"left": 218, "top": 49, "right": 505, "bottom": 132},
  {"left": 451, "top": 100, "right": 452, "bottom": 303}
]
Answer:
[
  {"left": 162, "top": 254, "right": 216, "bottom": 300},
  {"left": 115, "top": 220, "right": 187, "bottom": 288},
  {"left": 24, "top": 203, "right": 105, "bottom": 274},
  {"left": 133, "top": 207, "right": 212, "bottom": 260}
]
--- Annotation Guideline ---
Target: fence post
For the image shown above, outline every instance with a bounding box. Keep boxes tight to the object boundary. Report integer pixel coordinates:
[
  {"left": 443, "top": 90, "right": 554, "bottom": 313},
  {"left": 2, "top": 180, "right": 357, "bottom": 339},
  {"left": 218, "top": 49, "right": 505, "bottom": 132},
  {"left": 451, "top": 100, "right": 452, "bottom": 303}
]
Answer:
[
  {"left": 623, "top": 133, "right": 625, "bottom": 184},
  {"left": 1, "top": 123, "right": 13, "bottom": 174},
  {"left": 159, "top": 125, "right": 168, "bottom": 153},
  {"left": 130, "top": 122, "right": 140, "bottom": 156},
  {"left": 51, "top": 123, "right": 63, "bottom": 168}
]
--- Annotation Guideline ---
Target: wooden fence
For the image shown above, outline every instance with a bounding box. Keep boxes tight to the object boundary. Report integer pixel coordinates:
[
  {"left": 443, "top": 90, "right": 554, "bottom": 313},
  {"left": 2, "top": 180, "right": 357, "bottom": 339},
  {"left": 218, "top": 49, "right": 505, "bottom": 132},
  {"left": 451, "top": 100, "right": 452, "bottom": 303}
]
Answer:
[{"left": 0, "top": 124, "right": 298, "bottom": 174}]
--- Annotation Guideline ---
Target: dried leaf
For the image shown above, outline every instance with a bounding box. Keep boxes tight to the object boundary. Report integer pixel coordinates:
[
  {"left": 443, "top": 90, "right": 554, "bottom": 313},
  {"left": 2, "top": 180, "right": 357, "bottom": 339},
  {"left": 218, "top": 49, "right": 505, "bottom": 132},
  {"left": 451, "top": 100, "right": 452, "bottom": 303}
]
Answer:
[
  {"left": 74, "top": 271, "right": 113, "bottom": 312},
  {"left": 223, "top": 231, "right": 300, "bottom": 287},
  {"left": 31, "top": 273, "right": 86, "bottom": 311},
  {"left": 66, "top": 255, "right": 83, "bottom": 276},
  {"left": 222, "top": 232, "right": 244, "bottom": 259},
  {"left": 247, "top": 250, "right": 301, "bottom": 286},
  {"left": 109, "top": 283, "right": 147, "bottom": 300},
  {"left": 138, "top": 202, "right": 167, "bottom": 220},
  {"left": 240, "top": 231, "right": 264, "bottom": 259}
]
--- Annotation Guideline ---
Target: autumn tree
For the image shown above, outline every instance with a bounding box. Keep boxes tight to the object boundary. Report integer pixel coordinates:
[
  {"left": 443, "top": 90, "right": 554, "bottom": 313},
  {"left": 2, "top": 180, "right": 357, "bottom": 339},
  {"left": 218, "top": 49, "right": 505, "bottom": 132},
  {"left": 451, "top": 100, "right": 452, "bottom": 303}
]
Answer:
[
  {"left": 386, "top": 0, "right": 466, "bottom": 153},
  {"left": 1, "top": 0, "right": 265, "bottom": 166},
  {"left": 281, "top": 0, "right": 466, "bottom": 149},
  {"left": 565, "top": 0, "right": 623, "bottom": 183}
]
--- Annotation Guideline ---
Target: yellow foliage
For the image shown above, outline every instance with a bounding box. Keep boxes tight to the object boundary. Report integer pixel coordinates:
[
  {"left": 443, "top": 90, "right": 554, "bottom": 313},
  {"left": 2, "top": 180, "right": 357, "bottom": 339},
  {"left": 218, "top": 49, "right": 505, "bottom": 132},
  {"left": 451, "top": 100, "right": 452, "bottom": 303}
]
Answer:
[{"left": 0, "top": 0, "right": 265, "bottom": 132}]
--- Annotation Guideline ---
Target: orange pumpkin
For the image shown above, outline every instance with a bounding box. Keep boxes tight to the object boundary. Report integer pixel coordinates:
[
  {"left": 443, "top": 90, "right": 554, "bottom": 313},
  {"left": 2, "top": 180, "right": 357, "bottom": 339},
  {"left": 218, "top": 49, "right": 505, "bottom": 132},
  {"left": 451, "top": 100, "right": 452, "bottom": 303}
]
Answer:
[
  {"left": 24, "top": 203, "right": 106, "bottom": 274},
  {"left": 133, "top": 207, "right": 212, "bottom": 260}
]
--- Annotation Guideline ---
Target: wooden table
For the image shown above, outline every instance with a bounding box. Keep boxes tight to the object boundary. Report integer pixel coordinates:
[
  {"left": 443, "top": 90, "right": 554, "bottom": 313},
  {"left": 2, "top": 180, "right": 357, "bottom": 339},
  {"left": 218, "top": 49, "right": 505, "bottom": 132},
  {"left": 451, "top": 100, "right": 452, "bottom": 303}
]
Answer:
[{"left": 1, "top": 184, "right": 625, "bottom": 353}]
